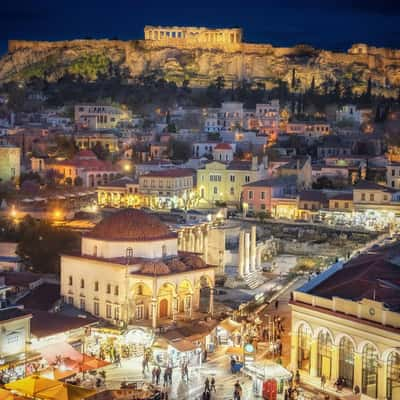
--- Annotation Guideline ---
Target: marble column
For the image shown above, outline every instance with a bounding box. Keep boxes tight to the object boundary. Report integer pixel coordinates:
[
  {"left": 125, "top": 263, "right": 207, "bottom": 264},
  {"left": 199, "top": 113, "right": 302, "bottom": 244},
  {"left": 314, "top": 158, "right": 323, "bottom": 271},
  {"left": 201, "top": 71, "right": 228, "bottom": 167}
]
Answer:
[
  {"left": 331, "top": 345, "right": 339, "bottom": 381},
  {"left": 238, "top": 231, "right": 245, "bottom": 277},
  {"left": 203, "top": 229, "right": 209, "bottom": 263},
  {"left": 353, "top": 352, "right": 362, "bottom": 389},
  {"left": 244, "top": 232, "right": 250, "bottom": 276},
  {"left": 151, "top": 298, "right": 157, "bottom": 329},
  {"left": 290, "top": 333, "right": 298, "bottom": 371},
  {"left": 310, "top": 338, "right": 318, "bottom": 377},
  {"left": 209, "top": 287, "right": 214, "bottom": 317},
  {"left": 172, "top": 295, "right": 178, "bottom": 321},
  {"left": 250, "top": 226, "right": 256, "bottom": 272}
]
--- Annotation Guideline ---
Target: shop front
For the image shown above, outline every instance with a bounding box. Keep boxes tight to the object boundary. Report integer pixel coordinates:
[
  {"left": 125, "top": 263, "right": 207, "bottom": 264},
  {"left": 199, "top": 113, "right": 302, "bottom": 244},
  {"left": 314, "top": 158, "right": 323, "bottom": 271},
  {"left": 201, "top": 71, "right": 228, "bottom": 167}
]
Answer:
[
  {"left": 243, "top": 361, "right": 292, "bottom": 400},
  {"left": 85, "top": 327, "right": 154, "bottom": 361},
  {"left": 152, "top": 337, "right": 202, "bottom": 368},
  {"left": 216, "top": 319, "right": 242, "bottom": 347}
]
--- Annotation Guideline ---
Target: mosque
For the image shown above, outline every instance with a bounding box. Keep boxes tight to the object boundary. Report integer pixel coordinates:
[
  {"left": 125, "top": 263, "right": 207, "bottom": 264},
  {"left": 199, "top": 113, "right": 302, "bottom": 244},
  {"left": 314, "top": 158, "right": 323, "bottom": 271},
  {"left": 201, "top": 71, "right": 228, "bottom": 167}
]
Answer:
[{"left": 60, "top": 209, "right": 216, "bottom": 329}]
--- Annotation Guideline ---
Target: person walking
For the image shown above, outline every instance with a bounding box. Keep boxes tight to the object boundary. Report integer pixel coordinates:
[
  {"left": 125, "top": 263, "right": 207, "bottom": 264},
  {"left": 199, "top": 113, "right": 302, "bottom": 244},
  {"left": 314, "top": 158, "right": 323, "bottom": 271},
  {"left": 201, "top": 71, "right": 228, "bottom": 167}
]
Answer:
[
  {"left": 321, "top": 374, "right": 326, "bottom": 389},
  {"left": 152, "top": 367, "right": 157, "bottom": 384},
  {"left": 163, "top": 369, "right": 168, "bottom": 386},
  {"left": 210, "top": 376, "right": 216, "bottom": 392},
  {"left": 184, "top": 362, "right": 189, "bottom": 382},
  {"left": 234, "top": 380, "right": 242, "bottom": 400},
  {"left": 156, "top": 366, "right": 161, "bottom": 385},
  {"left": 204, "top": 377, "right": 210, "bottom": 392}
]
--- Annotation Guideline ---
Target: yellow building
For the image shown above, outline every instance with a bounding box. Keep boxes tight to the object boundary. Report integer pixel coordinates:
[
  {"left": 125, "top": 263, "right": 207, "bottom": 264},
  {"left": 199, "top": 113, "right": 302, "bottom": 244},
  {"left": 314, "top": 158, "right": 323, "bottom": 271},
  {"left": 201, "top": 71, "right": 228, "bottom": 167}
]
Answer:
[
  {"left": 197, "top": 157, "right": 268, "bottom": 206},
  {"left": 75, "top": 133, "right": 119, "bottom": 153},
  {"left": 290, "top": 248, "right": 400, "bottom": 400},
  {"left": 97, "top": 176, "right": 140, "bottom": 208},
  {"left": 0, "top": 145, "right": 20, "bottom": 183}
]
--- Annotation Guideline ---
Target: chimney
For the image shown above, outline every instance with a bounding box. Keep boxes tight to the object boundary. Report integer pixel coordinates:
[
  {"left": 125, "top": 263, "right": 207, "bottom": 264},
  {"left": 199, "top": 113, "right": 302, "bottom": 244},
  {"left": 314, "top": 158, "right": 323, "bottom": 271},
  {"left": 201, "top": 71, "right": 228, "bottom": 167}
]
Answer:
[
  {"left": 263, "top": 155, "right": 268, "bottom": 170},
  {"left": 251, "top": 156, "right": 258, "bottom": 170}
]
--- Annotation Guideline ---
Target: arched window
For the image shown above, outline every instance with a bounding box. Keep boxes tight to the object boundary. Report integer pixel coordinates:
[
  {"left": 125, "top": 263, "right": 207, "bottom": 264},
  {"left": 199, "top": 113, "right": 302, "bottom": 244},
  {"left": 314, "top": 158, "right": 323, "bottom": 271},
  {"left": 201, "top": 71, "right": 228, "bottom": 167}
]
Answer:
[
  {"left": 137, "top": 285, "right": 143, "bottom": 296},
  {"left": 68, "top": 276, "right": 73, "bottom": 286},
  {"left": 339, "top": 337, "right": 354, "bottom": 388},
  {"left": 362, "top": 344, "right": 378, "bottom": 398},
  {"left": 317, "top": 330, "right": 332, "bottom": 379},
  {"left": 387, "top": 351, "right": 400, "bottom": 400},
  {"left": 80, "top": 279, "right": 85, "bottom": 289},
  {"left": 298, "top": 324, "right": 312, "bottom": 372},
  {"left": 162, "top": 245, "right": 167, "bottom": 258}
]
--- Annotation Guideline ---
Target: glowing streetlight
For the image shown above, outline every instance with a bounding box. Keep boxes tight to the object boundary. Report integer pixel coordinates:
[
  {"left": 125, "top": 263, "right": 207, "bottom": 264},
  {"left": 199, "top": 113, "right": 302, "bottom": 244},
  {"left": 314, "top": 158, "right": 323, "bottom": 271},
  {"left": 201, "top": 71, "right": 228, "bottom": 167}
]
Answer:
[
  {"left": 124, "top": 164, "right": 131, "bottom": 172},
  {"left": 53, "top": 210, "right": 61, "bottom": 219}
]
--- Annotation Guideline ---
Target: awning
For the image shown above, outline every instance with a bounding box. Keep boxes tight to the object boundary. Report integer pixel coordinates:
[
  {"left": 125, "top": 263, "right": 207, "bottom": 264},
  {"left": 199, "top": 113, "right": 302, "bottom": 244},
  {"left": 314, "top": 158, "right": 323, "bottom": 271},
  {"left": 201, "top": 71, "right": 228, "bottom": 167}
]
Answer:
[
  {"left": 168, "top": 339, "right": 199, "bottom": 353},
  {"left": 225, "top": 346, "right": 244, "bottom": 356},
  {"left": 39, "top": 342, "right": 82, "bottom": 364},
  {"left": 219, "top": 318, "right": 242, "bottom": 333}
]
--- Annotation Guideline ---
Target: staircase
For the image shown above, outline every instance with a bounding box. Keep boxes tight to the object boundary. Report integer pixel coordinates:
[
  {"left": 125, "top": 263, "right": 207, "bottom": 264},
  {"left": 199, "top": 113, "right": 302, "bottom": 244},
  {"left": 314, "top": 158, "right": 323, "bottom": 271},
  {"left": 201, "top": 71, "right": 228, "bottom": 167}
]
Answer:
[{"left": 243, "top": 270, "right": 266, "bottom": 289}]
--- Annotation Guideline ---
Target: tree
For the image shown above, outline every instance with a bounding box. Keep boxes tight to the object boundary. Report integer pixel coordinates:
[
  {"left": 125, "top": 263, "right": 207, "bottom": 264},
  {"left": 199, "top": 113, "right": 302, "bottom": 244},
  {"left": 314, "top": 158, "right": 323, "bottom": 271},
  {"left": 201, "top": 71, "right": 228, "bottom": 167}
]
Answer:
[
  {"left": 168, "top": 139, "right": 191, "bottom": 161},
  {"left": 74, "top": 176, "right": 83, "bottom": 186},
  {"left": 65, "top": 177, "right": 72, "bottom": 186},
  {"left": 16, "top": 216, "right": 80, "bottom": 274},
  {"left": 291, "top": 68, "right": 296, "bottom": 90},
  {"left": 366, "top": 76, "right": 372, "bottom": 102},
  {"left": 92, "top": 142, "right": 110, "bottom": 160},
  {"left": 215, "top": 76, "right": 225, "bottom": 91},
  {"left": 45, "top": 169, "right": 63, "bottom": 189},
  {"left": 55, "top": 136, "right": 79, "bottom": 159},
  {"left": 310, "top": 76, "right": 315, "bottom": 94}
]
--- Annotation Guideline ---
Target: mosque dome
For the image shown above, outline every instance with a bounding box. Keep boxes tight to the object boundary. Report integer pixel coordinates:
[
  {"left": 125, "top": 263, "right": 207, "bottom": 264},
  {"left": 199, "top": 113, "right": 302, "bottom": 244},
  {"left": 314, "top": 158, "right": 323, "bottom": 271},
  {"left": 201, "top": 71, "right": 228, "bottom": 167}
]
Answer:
[{"left": 86, "top": 209, "right": 176, "bottom": 242}]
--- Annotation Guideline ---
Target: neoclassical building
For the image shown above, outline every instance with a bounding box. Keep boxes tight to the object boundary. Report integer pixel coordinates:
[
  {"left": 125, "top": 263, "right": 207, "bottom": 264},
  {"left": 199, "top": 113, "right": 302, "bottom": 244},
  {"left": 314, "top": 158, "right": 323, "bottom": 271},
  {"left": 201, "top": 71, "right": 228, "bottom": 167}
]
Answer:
[
  {"left": 60, "top": 210, "right": 216, "bottom": 329},
  {"left": 290, "top": 248, "right": 400, "bottom": 400}
]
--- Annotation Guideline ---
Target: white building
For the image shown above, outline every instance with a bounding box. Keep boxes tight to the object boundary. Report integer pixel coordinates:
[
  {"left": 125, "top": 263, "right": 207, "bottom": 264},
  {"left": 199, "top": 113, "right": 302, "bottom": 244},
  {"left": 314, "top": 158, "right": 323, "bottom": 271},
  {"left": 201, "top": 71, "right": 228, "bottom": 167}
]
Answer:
[
  {"left": 336, "top": 105, "right": 362, "bottom": 124},
  {"left": 75, "top": 105, "right": 132, "bottom": 130},
  {"left": 60, "top": 209, "right": 216, "bottom": 328},
  {"left": 212, "top": 143, "right": 235, "bottom": 162}
]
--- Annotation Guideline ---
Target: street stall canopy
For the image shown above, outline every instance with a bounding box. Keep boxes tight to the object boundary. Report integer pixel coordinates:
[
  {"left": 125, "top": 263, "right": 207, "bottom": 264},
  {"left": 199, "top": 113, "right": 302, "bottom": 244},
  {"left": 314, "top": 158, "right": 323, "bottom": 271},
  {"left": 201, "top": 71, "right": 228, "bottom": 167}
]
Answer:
[
  {"left": 225, "top": 347, "right": 244, "bottom": 356},
  {"left": 39, "top": 342, "right": 83, "bottom": 364},
  {"left": 5, "top": 375, "right": 62, "bottom": 397},
  {"left": 0, "top": 388, "right": 26, "bottom": 400},
  {"left": 244, "top": 361, "right": 292, "bottom": 380},
  {"left": 168, "top": 339, "right": 198, "bottom": 353},
  {"left": 219, "top": 318, "right": 242, "bottom": 333},
  {"left": 35, "top": 382, "right": 95, "bottom": 400},
  {"left": 40, "top": 367, "right": 76, "bottom": 381},
  {"left": 70, "top": 354, "right": 111, "bottom": 372}
]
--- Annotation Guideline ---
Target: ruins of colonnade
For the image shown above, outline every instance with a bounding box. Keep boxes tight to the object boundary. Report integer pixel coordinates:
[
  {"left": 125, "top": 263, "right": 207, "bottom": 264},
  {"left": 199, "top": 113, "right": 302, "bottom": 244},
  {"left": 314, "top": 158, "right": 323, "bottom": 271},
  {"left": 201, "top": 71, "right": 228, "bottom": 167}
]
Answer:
[{"left": 144, "top": 25, "right": 242, "bottom": 46}]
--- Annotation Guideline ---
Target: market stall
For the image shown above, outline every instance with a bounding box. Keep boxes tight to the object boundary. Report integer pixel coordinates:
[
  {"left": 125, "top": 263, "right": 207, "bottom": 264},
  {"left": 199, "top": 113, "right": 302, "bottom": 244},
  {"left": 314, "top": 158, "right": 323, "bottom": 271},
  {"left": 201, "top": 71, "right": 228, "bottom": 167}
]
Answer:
[
  {"left": 216, "top": 318, "right": 242, "bottom": 347},
  {"left": 242, "top": 361, "right": 292, "bottom": 400}
]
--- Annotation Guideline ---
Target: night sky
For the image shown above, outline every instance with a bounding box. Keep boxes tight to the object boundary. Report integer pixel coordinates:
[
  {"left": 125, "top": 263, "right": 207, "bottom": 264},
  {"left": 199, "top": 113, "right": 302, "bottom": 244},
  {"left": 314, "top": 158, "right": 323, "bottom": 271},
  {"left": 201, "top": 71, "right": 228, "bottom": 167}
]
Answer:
[{"left": 0, "top": 0, "right": 399, "bottom": 54}]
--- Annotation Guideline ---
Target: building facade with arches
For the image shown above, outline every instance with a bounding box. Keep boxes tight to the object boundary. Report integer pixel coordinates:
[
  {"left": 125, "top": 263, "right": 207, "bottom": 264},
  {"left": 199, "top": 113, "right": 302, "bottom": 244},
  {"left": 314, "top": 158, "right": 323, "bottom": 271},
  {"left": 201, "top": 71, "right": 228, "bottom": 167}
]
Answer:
[
  {"left": 290, "top": 249, "right": 400, "bottom": 400},
  {"left": 60, "top": 209, "right": 216, "bottom": 330}
]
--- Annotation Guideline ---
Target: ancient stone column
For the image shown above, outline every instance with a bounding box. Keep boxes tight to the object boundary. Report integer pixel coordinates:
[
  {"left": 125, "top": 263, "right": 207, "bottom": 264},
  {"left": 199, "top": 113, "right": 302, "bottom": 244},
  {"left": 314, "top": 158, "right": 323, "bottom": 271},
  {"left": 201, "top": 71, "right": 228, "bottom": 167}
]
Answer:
[
  {"left": 172, "top": 295, "right": 178, "bottom": 321},
  {"left": 238, "top": 231, "right": 245, "bottom": 277},
  {"left": 244, "top": 232, "right": 250, "bottom": 275},
  {"left": 209, "top": 287, "right": 214, "bottom": 317},
  {"left": 250, "top": 225, "right": 256, "bottom": 272},
  {"left": 151, "top": 298, "right": 157, "bottom": 329},
  {"left": 203, "top": 228, "right": 209, "bottom": 263}
]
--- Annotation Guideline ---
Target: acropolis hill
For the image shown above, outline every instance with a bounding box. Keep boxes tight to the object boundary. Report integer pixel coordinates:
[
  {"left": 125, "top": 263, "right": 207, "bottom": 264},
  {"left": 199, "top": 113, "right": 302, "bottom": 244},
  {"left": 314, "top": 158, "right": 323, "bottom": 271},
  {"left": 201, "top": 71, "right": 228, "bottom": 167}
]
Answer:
[{"left": 2, "top": 25, "right": 400, "bottom": 96}]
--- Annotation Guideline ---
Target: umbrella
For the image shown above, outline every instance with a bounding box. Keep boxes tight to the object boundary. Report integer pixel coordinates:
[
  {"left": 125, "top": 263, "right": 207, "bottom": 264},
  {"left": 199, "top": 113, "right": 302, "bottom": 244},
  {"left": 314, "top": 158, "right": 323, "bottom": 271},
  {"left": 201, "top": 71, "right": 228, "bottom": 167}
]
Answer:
[
  {"left": 40, "top": 367, "right": 76, "bottom": 381},
  {"left": 73, "top": 354, "right": 110, "bottom": 372},
  {"left": 5, "top": 375, "right": 61, "bottom": 397},
  {"left": 0, "top": 388, "right": 17, "bottom": 400},
  {"left": 36, "top": 383, "right": 95, "bottom": 400}
]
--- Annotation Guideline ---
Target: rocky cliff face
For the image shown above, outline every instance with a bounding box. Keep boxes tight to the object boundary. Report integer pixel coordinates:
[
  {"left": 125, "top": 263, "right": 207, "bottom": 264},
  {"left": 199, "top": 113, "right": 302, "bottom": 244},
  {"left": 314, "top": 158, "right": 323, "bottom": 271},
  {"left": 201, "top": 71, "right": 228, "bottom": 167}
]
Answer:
[{"left": 1, "top": 39, "right": 400, "bottom": 96}]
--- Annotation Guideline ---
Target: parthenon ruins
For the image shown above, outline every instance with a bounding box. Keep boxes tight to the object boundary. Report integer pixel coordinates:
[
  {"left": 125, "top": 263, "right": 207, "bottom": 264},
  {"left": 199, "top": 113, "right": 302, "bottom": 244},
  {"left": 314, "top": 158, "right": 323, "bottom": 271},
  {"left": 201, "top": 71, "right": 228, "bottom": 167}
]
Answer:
[{"left": 144, "top": 25, "right": 242, "bottom": 46}]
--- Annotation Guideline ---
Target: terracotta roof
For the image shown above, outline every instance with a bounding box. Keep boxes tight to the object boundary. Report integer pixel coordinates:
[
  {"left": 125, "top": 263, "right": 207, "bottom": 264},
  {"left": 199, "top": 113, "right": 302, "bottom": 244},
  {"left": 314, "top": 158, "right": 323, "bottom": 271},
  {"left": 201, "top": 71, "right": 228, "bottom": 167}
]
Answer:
[
  {"left": 29, "top": 310, "right": 97, "bottom": 338},
  {"left": 214, "top": 143, "right": 232, "bottom": 150},
  {"left": 17, "top": 283, "right": 60, "bottom": 311},
  {"left": 143, "top": 168, "right": 194, "bottom": 178},
  {"left": 298, "top": 190, "right": 327, "bottom": 202},
  {"left": 329, "top": 192, "right": 353, "bottom": 201},
  {"left": 227, "top": 161, "right": 252, "bottom": 170},
  {"left": 354, "top": 180, "right": 395, "bottom": 192},
  {"left": 309, "top": 246, "right": 400, "bottom": 311},
  {"left": 0, "top": 307, "right": 31, "bottom": 323},
  {"left": 85, "top": 209, "right": 176, "bottom": 242},
  {"left": 243, "top": 176, "right": 296, "bottom": 188},
  {"left": 98, "top": 176, "right": 138, "bottom": 188}
]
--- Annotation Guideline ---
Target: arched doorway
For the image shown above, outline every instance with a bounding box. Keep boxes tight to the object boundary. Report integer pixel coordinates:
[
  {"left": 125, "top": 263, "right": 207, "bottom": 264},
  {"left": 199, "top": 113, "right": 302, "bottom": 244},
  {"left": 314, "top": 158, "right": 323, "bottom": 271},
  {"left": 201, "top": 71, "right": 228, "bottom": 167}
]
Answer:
[
  {"left": 159, "top": 299, "right": 168, "bottom": 318},
  {"left": 362, "top": 343, "right": 379, "bottom": 398},
  {"left": 387, "top": 351, "right": 400, "bottom": 400},
  {"left": 317, "top": 330, "right": 333, "bottom": 379},
  {"left": 297, "top": 324, "right": 312, "bottom": 372},
  {"left": 339, "top": 336, "right": 354, "bottom": 388},
  {"left": 177, "top": 280, "right": 193, "bottom": 314}
]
